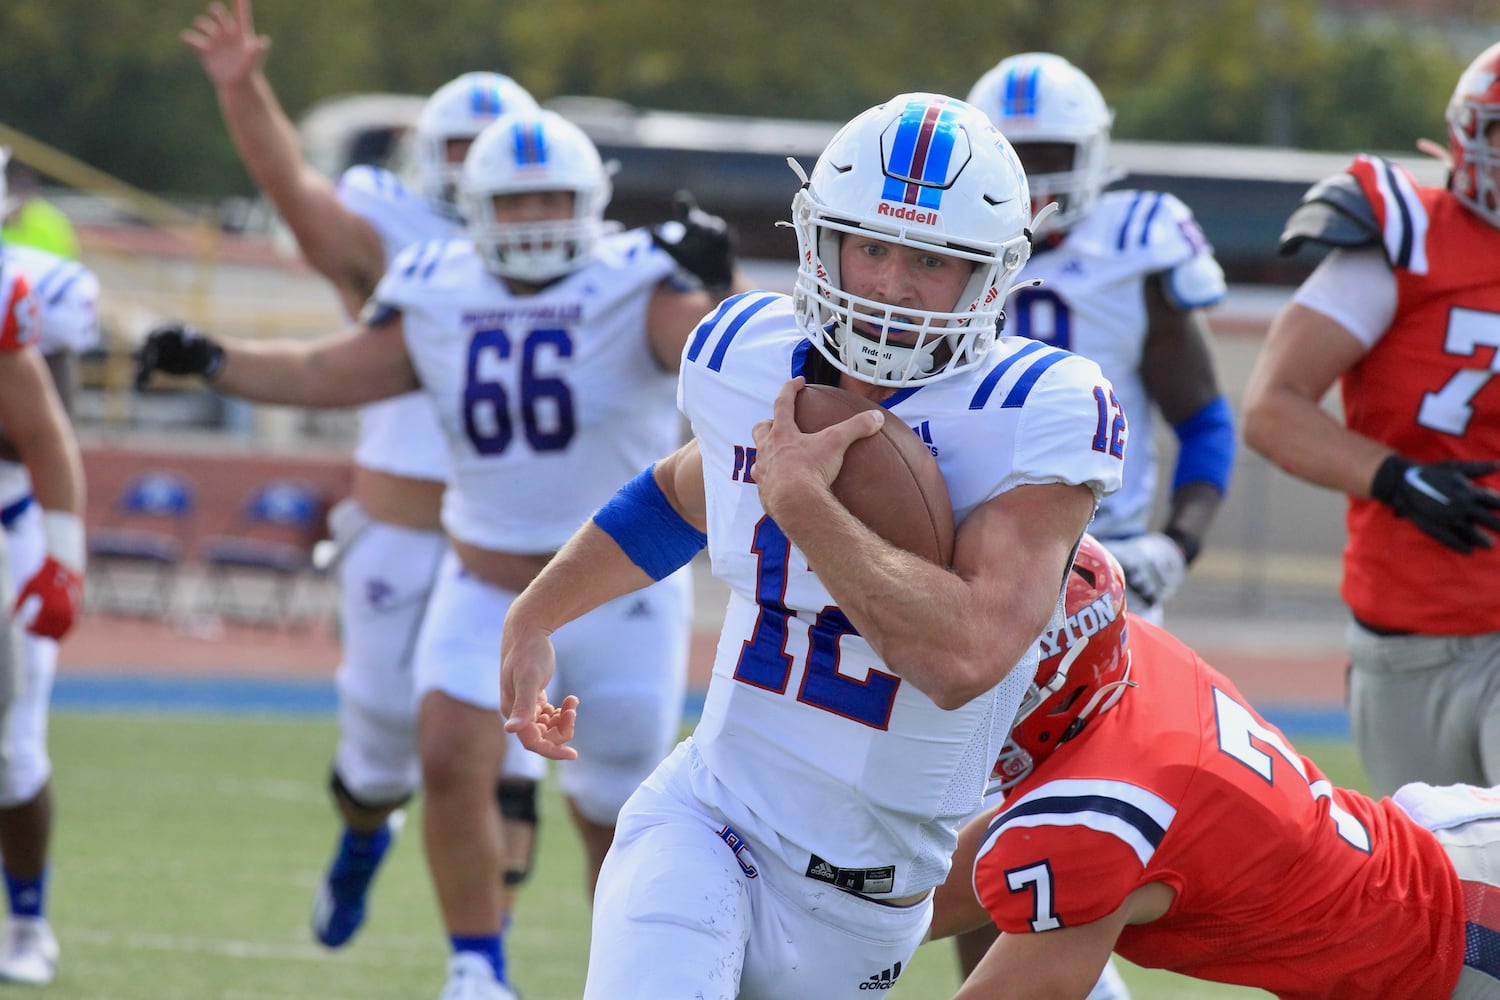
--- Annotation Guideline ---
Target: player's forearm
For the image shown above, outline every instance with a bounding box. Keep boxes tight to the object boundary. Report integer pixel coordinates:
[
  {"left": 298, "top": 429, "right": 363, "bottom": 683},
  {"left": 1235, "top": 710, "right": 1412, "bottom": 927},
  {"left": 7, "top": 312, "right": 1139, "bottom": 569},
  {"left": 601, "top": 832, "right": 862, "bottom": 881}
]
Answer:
[
  {"left": 1242, "top": 384, "right": 1387, "bottom": 498},
  {"left": 215, "top": 72, "right": 309, "bottom": 206},
  {"left": 0, "top": 353, "right": 84, "bottom": 516},
  {"left": 212, "top": 336, "right": 394, "bottom": 408},
  {"left": 15, "top": 421, "right": 83, "bottom": 519},
  {"left": 507, "top": 521, "right": 658, "bottom": 636},
  {"left": 1162, "top": 481, "right": 1223, "bottom": 563}
]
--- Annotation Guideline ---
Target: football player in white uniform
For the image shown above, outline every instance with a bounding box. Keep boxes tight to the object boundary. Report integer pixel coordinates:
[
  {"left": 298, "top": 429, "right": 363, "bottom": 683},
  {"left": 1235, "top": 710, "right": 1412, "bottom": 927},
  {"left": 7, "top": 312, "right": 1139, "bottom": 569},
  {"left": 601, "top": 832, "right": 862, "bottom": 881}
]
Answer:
[
  {"left": 182, "top": 0, "right": 548, "bottom": 963},
  {"left": 136, "top": 107, "right": 744, "bottom": 1000},
  {"left": 0, "top": 205, "right": 90, "bottom": 986},
  {"left": 501, "top": 93, "right": 1124, "bottom": 999},
  {"left": 968, "top": 53, "right": 1234, "bottom": 625}
]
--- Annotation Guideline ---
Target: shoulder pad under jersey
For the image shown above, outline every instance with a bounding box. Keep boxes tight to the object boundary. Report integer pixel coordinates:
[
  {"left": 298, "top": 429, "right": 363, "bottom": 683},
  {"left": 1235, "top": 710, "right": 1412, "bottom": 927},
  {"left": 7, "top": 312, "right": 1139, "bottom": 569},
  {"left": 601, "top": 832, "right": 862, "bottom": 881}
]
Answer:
[{"left": 1277, "top": 172, "right": 1380, "bottom": 257}]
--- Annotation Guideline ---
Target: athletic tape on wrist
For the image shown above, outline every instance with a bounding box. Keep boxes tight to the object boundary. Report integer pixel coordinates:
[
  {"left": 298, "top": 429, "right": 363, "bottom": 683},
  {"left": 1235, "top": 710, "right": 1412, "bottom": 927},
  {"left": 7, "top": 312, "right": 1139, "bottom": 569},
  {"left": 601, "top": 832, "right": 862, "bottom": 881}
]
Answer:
[{"left": 42, "top": 510, "right": 85, "bottom": 572}]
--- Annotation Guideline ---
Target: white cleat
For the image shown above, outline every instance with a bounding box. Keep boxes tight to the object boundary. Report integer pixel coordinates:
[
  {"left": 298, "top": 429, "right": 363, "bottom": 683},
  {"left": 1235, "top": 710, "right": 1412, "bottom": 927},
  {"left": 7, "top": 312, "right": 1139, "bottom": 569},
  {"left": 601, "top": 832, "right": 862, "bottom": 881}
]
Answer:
[
  {"left": 0, "top": 917, "right": 58, "bottom": 986},
  {"left": 438, "top": 951, "right": 518, "bottom": 1000}
]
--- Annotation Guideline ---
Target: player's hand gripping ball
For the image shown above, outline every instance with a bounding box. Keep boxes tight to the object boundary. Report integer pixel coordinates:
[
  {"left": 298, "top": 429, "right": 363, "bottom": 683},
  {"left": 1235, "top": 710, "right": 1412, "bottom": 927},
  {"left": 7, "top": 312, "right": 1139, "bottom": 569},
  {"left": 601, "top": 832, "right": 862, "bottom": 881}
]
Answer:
[{"left": 793, "top": 384, "right": 955, "bottom": 566}]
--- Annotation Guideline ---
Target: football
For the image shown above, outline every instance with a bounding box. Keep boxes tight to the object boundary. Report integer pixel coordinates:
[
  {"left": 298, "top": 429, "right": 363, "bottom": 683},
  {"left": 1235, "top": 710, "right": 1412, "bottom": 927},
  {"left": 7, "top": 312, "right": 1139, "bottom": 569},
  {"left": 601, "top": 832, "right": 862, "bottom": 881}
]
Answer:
[{"left": 792, "top": 383, "right": 955, "bottom": 566}]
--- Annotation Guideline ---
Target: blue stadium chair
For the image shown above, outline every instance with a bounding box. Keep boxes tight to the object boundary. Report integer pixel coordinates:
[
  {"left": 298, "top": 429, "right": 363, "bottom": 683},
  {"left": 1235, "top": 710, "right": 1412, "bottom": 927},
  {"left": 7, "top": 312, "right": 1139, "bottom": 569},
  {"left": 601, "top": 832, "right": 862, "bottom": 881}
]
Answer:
[
  {"left": 86, "top": 471, "right": 197, "bottom": 617},
  {"left": 200, "top": 479, "right": 328, "bottom": 626}
]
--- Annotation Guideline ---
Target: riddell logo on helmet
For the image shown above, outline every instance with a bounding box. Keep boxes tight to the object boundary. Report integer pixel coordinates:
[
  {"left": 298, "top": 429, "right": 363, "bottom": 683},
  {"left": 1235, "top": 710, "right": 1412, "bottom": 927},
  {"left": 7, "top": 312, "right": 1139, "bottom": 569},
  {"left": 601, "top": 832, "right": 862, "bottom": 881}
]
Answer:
[{"left": 876, "top": 203, "right": 939, "bottom": 225}]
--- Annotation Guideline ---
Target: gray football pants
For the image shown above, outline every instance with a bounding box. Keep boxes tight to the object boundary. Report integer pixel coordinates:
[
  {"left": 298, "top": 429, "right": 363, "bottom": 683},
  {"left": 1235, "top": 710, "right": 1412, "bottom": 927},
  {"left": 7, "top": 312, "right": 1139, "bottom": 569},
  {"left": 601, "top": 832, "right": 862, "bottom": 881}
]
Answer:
[{"left": 1348, "top": 620, "right": 1500, "bottom": 797}]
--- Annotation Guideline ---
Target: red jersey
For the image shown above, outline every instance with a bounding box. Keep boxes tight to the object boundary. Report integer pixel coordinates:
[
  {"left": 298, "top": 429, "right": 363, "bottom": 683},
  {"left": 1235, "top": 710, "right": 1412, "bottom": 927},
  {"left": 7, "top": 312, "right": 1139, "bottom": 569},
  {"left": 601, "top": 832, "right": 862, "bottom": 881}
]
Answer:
[
  {"left": 0, "top": 269, "right": 38, "bottom": 353},
  {"left": 1338, "top": 155, "right": 1500, "bottom": 634},
  {"left": 973, "top": 618, "right": 1466, "bottom": 999}
]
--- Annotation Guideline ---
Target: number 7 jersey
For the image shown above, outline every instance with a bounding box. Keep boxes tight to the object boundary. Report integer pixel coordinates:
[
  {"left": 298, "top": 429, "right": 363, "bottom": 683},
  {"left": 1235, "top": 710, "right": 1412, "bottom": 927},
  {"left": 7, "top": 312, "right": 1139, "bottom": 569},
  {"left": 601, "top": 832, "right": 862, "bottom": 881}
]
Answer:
[
  {"left": 1337, "top": 155, "right": 1500, "bottom": 634},
  {"left": 677, "top": 292, "right": 1124, "bottom": 897},
  {"left": 973, "top": 616, "right": 1466, "bottom": 999},
  {"left": 373, "top": 228, "right": 681, "bottom": 554}
]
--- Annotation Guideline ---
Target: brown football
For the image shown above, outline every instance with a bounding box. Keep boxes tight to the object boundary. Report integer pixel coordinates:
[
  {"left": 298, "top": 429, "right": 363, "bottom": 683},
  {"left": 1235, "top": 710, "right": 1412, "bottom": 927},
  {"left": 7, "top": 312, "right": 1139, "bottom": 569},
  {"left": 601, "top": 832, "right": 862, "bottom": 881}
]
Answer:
[{"left": 792, "top": 383, "right": 955, "bottom": 566}]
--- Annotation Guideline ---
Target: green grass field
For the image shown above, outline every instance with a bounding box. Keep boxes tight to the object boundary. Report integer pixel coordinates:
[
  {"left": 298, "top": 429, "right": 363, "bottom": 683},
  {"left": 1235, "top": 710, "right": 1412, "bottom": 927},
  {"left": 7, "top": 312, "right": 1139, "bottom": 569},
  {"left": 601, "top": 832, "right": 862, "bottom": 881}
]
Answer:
[{"left": 42, "top": 712, "right": 1368, "bottom": 999}]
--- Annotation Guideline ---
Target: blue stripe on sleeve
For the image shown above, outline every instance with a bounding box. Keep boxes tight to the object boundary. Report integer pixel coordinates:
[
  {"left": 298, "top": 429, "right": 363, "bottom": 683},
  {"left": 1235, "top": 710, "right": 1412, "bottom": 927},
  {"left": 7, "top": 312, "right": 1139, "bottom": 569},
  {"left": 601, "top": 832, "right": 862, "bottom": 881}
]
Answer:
[
  {"left": 1116, "top": 191, "right": 1147, "bottom": 251},
  {"left": 1000, "top": 350, "right": 1070, "bottom": 409},
  {"left": 687, "top": 293, "right": 777, "bottom": 372},
  {"left": 968, "top": 340, "right": 1046, "bottom": 410},
  {"left": 1137, "top": 192, "right": 1166, "bottom": 247}
]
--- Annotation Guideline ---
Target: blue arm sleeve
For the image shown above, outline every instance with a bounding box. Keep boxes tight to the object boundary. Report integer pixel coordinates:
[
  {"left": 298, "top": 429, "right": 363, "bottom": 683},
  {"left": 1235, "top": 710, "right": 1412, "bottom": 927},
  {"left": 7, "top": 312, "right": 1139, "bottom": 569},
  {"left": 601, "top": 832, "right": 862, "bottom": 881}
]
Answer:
[
  {"left": 1171, "top": 395, "right": 1235, "bottom": 495},
  {"left": 592, "top": 464, "right": 707, "bottom": 581}
]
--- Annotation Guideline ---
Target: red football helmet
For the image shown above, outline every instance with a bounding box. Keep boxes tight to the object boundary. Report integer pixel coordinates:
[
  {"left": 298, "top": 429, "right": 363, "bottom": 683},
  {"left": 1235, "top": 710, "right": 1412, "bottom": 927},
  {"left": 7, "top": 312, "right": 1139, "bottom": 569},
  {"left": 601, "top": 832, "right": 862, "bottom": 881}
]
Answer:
[
  {"left": 992, "top": 535, "right": 1133, "bottom": 791},
  {"left": 1448, "top": 41, "right": 1500, "bottom": 229}
]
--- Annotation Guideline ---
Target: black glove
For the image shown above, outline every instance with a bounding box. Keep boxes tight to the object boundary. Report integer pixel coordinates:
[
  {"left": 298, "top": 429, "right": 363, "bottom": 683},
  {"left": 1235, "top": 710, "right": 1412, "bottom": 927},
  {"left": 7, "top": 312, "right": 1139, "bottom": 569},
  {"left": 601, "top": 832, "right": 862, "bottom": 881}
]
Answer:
[
  {"left": 134, "top": 322, "right": 225, "bottom": 390},
  {"left": 651, "top": 190, "right": 737, "bottom": 293},
  {"left": 1370, "top": 455, "right": 1500, "bottom": 554}
]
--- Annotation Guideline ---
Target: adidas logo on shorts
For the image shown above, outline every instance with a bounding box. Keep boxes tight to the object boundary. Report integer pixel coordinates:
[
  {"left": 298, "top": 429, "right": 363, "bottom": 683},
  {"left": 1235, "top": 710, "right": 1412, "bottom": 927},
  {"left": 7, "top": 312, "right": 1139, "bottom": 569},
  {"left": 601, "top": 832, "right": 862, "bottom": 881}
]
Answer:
[{"left": 859, "top": 961, "right": 902, "bottom": 990}]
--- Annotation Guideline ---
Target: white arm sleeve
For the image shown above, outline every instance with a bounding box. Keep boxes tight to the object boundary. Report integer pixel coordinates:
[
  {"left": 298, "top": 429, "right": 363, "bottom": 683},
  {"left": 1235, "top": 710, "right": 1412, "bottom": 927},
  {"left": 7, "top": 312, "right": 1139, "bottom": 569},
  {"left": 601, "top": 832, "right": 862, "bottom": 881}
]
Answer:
[{"left": 1289, "top": 247, "right": 1398, "bottom": 349}]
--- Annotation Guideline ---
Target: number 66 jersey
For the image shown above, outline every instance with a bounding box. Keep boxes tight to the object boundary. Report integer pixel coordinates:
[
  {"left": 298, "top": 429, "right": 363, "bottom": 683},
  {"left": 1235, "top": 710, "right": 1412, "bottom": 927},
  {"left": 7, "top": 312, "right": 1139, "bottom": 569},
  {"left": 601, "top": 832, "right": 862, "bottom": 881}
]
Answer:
[
  {"left": 678, "top": 292, "right": 1124, "bottom": 898},
  {"left": 373, "top": 228, "right": 681, "bottom": 554}
]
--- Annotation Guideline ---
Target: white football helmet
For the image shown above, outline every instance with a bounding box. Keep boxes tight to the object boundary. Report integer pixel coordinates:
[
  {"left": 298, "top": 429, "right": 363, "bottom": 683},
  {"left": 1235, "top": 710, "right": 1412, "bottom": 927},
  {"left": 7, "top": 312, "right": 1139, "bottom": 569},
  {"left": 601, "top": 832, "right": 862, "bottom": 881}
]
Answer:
[
  {"left": 460, "top": 109, "right": 612, "bottom": 283},
  {"left": 1447, "top": 41, "right": 1500, "bottom": 230},
  {"left": 790, "top": 93, "right": 1033, "bottom": 387},
  {"left": 967, "top": 53, "right": 1114, "bottom": 236},
  {"left": 415, "top": 72, "right": 538, "bottom": 218}
]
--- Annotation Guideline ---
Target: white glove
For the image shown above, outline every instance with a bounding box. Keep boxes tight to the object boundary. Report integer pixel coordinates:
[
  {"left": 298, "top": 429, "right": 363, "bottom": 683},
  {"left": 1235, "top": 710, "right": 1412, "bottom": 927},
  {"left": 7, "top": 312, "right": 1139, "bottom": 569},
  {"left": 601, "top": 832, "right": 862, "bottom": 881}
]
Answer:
[{"left": 1104, "top": 532, "right": 1187, "bottom": 610}]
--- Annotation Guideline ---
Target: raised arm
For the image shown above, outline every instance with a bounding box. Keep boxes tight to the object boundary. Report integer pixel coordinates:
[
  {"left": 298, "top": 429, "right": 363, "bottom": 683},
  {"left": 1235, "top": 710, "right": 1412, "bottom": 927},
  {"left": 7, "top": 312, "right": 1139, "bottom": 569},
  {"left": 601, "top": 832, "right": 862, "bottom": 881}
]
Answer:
[{"left": 182, "top": 0, "right": 385, "bottom": 314}]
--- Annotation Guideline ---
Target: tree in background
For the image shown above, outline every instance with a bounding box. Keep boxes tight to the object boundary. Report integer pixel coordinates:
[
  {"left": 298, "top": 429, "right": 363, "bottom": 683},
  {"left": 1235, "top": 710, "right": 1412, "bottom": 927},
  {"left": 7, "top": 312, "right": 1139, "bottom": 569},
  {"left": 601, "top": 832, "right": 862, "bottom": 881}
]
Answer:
[{"left": 0, "top": 0, "right": 1484, "bottom": 198}]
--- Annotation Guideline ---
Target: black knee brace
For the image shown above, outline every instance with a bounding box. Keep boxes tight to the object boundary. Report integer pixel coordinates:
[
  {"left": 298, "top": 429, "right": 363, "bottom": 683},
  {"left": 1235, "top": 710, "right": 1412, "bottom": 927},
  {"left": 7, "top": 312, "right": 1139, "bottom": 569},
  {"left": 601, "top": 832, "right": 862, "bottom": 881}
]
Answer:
[
  {"left": 330, "top": 769, "right": 412, "bottom": 815},
  {"left": 496, "top": 778, "right": 539, "bottom": 887}
]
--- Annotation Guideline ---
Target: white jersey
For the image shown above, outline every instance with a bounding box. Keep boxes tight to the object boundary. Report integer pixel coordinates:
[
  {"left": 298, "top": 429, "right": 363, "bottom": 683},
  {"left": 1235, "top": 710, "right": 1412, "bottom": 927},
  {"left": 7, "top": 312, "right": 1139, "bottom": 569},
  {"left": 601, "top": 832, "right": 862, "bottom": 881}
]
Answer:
[
  {"left": 677, "top": 293, "right": 1124, "bottom": 897},
  {"left": 0, "top": 243, "right": 100, "bottom": 508},
  {"left": 1009, "top": 189, "right": 1225, "bottom": 540},
  {"left": 0, "top": 244, "right": 98, "bottom": 356},
  {"left": 374, "top": 228, "right": 680, "bottom": 554},
  {"left": 335, "top": 165, "right": 454, "bottom": 482}
]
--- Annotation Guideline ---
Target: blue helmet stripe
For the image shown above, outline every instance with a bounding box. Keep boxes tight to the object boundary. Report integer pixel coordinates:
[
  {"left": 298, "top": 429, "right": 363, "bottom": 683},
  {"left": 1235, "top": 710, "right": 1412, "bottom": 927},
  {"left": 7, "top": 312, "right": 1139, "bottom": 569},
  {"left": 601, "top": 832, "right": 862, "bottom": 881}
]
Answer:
[
  {"left": 1003, "top": 64, "right": 1041, "bottom": 118},
  {"left": 471, "top": 82, "right": 502, "bottom": 116},
  {"left": 880, "top": 100, "right": 960, "bottom": 208},
  {"left": 511, "top": 122, "right": 548, "bottom": 166}
]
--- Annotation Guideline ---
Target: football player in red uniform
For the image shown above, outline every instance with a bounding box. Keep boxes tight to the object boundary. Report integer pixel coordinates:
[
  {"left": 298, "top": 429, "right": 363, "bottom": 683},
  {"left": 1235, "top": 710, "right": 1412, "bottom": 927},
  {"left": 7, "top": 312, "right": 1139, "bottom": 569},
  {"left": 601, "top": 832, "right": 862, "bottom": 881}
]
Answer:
[
  {"left": 929, "top": 536, "right": 1500, "bottom": 999},
  {"left": 1243, "top": 41, "right": 1500, "bottom": 796}
]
